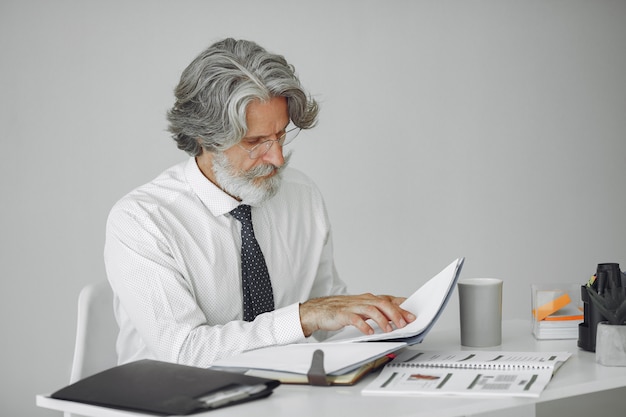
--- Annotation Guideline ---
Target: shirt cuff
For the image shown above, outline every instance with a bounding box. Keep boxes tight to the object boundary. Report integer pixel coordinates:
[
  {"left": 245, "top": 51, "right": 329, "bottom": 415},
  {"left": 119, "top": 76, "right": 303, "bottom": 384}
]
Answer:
[{"left": 272, "top": 302, "right": 307, "bottom": 345}]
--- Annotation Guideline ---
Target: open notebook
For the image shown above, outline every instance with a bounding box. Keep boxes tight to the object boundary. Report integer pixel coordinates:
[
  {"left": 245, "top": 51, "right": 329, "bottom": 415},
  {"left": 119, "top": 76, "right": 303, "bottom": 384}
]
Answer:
[{"left": 211, "top": 258, "right": 465, "bottom": 385}]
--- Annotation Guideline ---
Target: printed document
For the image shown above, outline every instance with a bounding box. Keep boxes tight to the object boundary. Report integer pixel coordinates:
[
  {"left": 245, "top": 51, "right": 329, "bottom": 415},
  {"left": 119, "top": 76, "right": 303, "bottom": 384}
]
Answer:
[{"left": 362, "top": 350, "right": 571, "bottom": 397}]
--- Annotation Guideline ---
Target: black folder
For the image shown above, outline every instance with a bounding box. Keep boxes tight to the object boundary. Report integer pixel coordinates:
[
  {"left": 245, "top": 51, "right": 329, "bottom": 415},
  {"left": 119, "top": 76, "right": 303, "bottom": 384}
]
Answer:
[{"left": 51, "top": 359, "right": 280, "bottom": 415}]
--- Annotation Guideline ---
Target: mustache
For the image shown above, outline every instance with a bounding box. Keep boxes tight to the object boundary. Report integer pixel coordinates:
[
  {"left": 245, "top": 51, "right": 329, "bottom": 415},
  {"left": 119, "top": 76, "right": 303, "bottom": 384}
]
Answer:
[{"left": 241, "top": 152, "right": 292, "bottom": 180}]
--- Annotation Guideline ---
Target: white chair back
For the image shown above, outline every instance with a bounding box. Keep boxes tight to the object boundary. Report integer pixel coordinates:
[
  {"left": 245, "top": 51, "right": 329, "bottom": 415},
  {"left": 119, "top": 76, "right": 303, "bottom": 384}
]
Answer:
[{"left": 65, "top": 281, "right": 118, "bottom": 417}]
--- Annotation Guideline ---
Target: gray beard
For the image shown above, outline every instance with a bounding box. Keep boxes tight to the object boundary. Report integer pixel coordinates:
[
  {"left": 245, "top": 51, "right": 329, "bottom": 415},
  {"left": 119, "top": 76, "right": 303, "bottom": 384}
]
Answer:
[{"left": 212, "top": 151, "right": 291, "bottom": 205}]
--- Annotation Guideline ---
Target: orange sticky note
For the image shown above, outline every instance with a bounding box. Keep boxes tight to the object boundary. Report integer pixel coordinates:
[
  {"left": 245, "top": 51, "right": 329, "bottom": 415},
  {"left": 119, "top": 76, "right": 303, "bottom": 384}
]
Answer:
[{"left": 532, "top": 293, "right": 571, "bottom": 321}]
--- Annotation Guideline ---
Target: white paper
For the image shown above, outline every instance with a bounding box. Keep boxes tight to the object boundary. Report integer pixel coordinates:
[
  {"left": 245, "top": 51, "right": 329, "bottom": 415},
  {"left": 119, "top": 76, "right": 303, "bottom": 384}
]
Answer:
[
  {"left": 211, "top": 341, "right": 406, "bottom": 375},
  {"left": 326, "top": 258, "right": 463, "bottom": 343},
  {"left": 362, "top": 350, "right": 571, "bottom": 397}
]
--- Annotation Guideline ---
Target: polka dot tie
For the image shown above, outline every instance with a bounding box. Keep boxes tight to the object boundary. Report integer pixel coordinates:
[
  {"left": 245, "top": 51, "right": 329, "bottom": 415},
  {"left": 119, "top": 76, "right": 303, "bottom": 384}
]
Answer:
[{"left": 230, "top": 204, "right": 275, "bottom": 321}]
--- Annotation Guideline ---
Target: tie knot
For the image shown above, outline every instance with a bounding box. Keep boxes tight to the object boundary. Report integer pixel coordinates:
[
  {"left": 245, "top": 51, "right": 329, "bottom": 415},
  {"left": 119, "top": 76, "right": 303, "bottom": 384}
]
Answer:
[{"left": 230, "top": 204, "right": 252, "bottom": 223}]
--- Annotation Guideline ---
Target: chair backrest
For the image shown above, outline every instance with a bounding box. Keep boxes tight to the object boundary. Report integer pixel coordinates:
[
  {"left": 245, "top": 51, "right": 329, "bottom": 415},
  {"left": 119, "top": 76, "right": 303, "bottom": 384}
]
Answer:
[{"left": 69, "top": 281, "right": 119, "bottom": 383}]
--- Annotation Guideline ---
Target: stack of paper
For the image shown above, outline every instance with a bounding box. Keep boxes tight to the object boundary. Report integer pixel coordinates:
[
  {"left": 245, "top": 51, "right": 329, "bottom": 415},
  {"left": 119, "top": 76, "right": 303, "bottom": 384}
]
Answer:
[{"left": 212, "top": 342, "right": 405, "bottom": 385}]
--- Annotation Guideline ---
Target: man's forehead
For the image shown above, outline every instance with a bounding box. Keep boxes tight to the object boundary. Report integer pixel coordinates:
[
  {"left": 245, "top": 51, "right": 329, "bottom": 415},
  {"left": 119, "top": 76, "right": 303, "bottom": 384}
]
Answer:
[{"left": 244, "top": 97, "right": 289, "bottom": 136}]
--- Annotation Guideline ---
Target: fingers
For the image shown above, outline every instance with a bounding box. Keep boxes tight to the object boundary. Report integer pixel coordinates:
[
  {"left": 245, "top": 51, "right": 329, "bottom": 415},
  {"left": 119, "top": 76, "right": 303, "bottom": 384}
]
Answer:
[
  {"left": 377, "top": 295, "right": 408, "bottom": 308},
  {"left": 352, "top": 301, "right": 396, "bottom": 333},
  {"left": 348, "top": 312, "right": 378, "bottom": 335},
  {"left": 376, "top": 295, "right": 416, "bottom": 327},
  {"left": 366, "top": 295, "right": 415, "bottom": 333}
]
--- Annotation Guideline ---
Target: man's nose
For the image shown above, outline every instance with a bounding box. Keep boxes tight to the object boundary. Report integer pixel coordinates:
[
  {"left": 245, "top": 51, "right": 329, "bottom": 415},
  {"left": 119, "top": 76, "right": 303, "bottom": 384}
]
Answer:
[{"left": 261, "top": 140, "right": 285, "bottom": 167}]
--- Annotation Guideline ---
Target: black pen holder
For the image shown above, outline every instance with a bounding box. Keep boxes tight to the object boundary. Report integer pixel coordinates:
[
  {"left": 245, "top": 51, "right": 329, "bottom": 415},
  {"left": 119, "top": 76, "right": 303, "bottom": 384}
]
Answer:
[
  {"left": 577, "top": 263, "right": 622, "bottom": 352},
  {"left": 577, "top": 285, "right": 604, "bottom": 352}
]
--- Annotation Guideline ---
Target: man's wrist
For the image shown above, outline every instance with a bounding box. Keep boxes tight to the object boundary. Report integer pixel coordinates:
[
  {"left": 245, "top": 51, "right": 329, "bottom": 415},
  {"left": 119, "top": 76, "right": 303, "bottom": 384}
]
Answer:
[{"left": 299, "top": 302, "right": 317, "bottom": 337}]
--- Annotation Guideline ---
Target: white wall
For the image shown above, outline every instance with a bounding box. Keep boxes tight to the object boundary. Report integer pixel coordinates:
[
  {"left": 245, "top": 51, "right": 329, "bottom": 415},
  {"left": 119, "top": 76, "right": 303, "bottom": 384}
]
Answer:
[{"left": 2, "top": 1, "right": 625, "bottom": 416}]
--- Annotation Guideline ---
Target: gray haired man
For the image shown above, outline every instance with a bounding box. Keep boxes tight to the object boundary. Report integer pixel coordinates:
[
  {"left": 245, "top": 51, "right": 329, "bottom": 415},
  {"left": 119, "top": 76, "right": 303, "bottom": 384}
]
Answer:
[{"left": 105, "top": 38, "right": 414, "bottom": 367}]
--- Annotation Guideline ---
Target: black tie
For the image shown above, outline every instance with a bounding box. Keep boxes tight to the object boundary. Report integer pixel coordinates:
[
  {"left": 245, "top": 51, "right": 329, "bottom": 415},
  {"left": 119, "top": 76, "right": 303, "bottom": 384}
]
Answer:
[{"left": 230, "top": 204, "right": 275, "bottom": 321}]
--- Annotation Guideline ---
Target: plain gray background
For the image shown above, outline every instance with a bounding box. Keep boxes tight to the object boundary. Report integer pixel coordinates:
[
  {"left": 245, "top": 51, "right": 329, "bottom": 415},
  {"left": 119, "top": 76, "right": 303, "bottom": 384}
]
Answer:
[{"left": 2, "top": 1, "right": 625, "bottom": 416}]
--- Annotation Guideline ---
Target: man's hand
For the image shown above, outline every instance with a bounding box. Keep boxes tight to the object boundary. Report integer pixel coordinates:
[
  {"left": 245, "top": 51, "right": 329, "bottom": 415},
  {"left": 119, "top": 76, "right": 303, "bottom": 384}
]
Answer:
[{"left": 299, "top": 293, "right": 416, "bottom": 337}]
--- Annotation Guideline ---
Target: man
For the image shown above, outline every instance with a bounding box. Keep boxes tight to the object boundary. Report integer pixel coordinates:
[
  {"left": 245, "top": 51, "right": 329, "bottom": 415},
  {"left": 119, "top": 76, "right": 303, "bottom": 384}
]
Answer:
[{"left": 104, "top": 38, "right": 415, "bottom": 368}]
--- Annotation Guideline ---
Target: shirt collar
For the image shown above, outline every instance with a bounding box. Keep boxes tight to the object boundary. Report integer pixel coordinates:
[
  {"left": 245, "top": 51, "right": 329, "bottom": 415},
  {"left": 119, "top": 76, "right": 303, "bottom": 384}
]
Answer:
[{"left": 184, "top": 156, "right": 240, "bottom": 217}]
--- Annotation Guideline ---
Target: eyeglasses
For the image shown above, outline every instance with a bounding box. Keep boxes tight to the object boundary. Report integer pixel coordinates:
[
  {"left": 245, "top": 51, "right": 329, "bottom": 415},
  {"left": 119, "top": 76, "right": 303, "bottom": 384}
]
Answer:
[{"left": 237, "top": 126, "right": 301, "bottom": 159}]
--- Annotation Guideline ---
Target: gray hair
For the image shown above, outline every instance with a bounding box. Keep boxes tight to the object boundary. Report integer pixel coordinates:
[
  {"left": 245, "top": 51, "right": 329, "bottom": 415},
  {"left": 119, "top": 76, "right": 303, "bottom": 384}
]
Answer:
[{"left": 167, "top": 38, "right": 319, "bottom": 156}]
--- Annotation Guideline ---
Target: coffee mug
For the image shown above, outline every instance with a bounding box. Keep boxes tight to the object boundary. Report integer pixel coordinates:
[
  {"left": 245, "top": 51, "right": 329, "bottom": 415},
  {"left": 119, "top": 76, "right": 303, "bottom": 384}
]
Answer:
[{"left": 458, "top": 278, "right": 503, "bottom": 347}]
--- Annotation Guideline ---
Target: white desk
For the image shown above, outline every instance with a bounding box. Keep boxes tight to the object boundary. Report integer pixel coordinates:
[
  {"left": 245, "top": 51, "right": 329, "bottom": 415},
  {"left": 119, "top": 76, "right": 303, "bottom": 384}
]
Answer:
[{"left": 37, "top": 319, "right": 626, "bottom": 417}]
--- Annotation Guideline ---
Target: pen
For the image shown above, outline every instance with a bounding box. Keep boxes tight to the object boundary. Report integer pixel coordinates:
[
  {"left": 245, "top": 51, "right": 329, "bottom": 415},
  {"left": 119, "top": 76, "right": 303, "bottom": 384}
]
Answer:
[
  {"left": 199, "top": 384, "right": 266, "bottom": 409},
  {"left": 586, "top": 275, "right": 596, "bottom": 287}
]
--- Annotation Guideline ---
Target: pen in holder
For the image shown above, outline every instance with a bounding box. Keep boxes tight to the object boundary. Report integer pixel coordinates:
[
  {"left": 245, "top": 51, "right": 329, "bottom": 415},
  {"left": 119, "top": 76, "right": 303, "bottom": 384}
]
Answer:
[{"left": 577, "top": 263, "right": 624, "bottom": 352}]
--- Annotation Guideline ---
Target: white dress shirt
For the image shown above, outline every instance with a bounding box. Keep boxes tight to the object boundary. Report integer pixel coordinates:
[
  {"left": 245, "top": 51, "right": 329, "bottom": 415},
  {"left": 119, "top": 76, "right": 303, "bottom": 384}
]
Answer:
[{"left": 104, "top": 157, "right": 347, "bottom": 367}]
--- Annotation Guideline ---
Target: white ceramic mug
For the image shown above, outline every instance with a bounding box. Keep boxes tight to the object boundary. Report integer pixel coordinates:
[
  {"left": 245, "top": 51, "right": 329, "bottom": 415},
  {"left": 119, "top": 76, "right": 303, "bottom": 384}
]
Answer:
[{"left": 458, "top": 278, "right": 503, "bottom": 347}]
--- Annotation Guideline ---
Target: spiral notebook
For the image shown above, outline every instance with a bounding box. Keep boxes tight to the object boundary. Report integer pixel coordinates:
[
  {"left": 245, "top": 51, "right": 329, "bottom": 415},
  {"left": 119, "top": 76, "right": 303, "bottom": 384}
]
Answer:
[{"left": 362, "top": 350, "right": 571, "bottom": 397}]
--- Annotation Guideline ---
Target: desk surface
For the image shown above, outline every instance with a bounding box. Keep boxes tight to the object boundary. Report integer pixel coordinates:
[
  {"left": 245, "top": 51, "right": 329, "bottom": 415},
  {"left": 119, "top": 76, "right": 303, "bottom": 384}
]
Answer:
[{"left": 37, "top": 319, "right": 626, "bottom": 417}]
